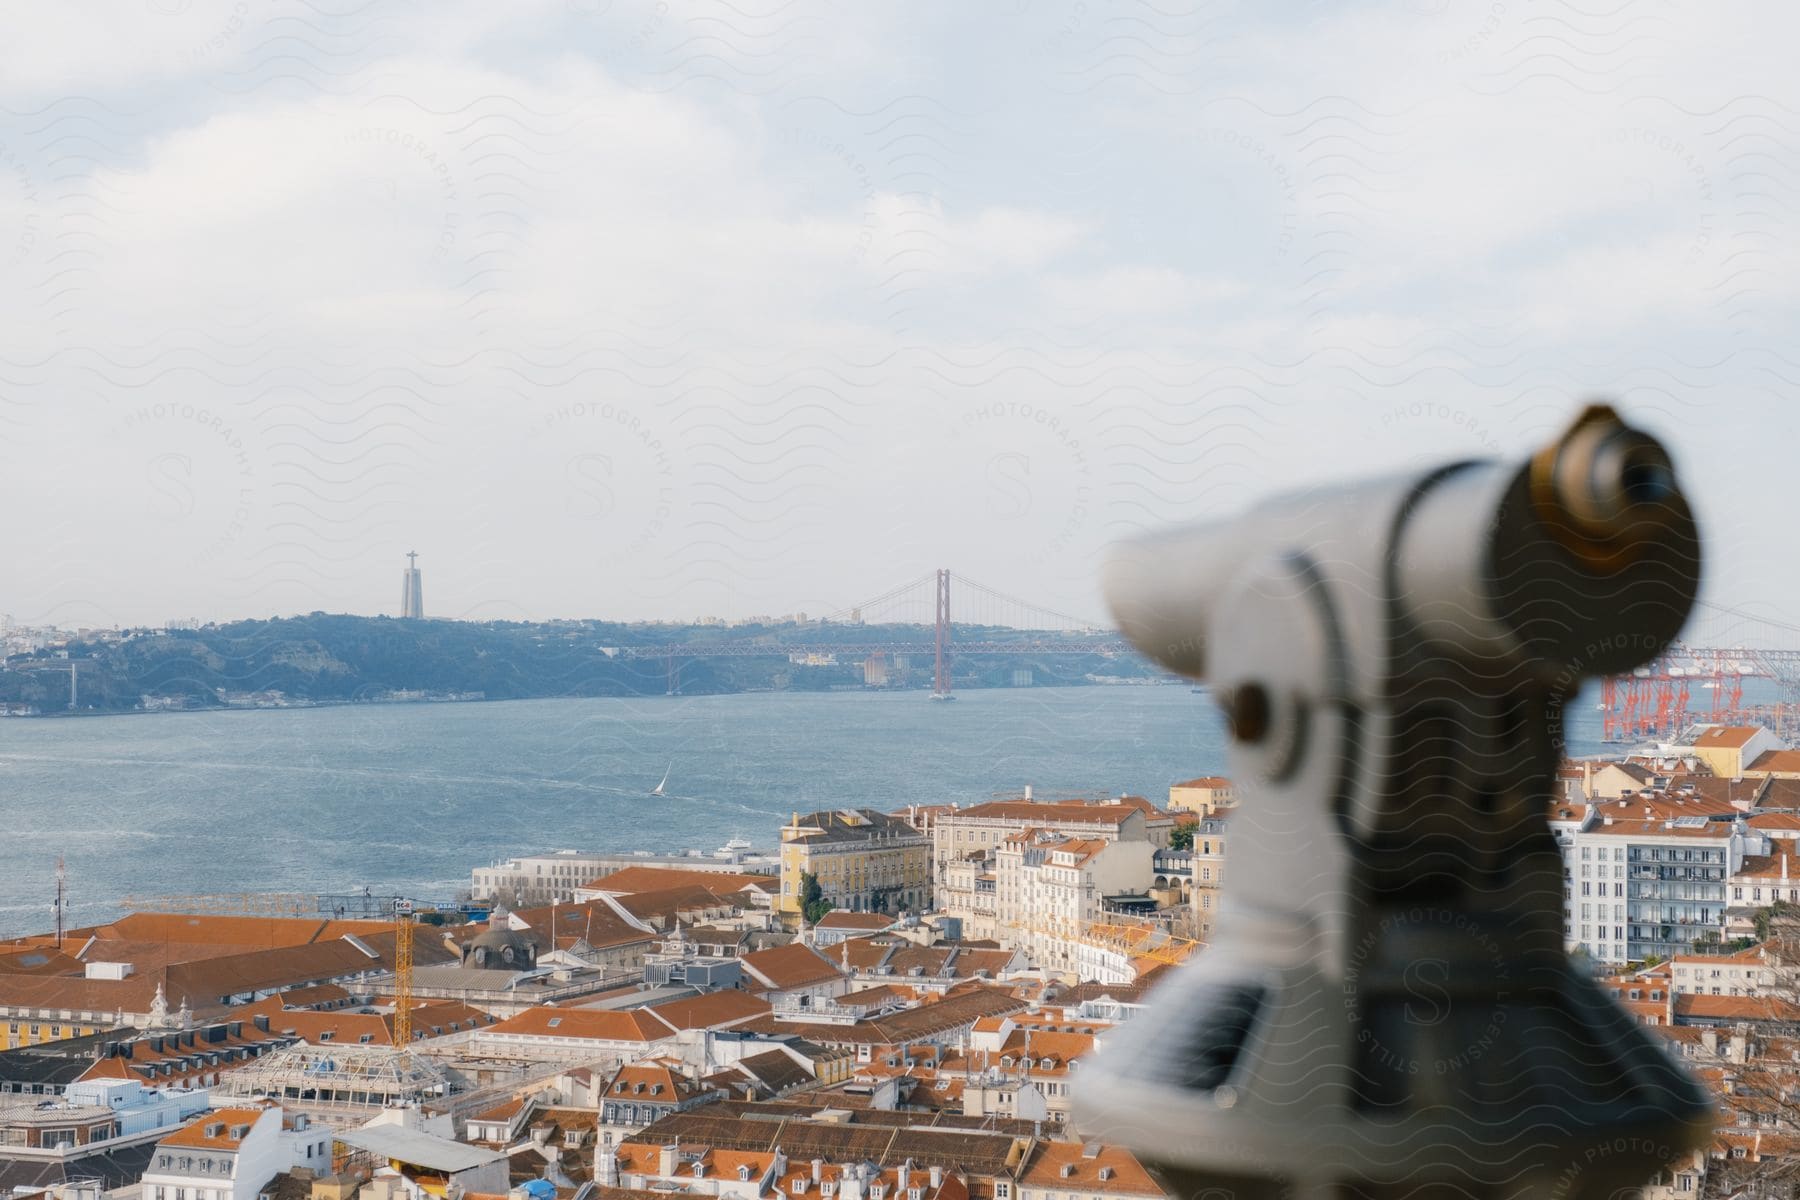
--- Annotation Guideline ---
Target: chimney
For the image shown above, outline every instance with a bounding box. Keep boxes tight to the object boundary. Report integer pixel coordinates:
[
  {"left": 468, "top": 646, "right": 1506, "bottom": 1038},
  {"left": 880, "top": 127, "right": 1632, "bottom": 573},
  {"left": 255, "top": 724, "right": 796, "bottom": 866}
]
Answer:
[
  {"left": 253, "top": 1014, "right": 270, "bottom": 1033},
  {"left": 898, "top": 1162, "right": 911, "bottom": 1192},
  {"left": 1024, "top": 785, "right": 1032, "bottom": 801},
  {"left": 928, "top": 1167, "right": 942, "bottom": 1189},
  {"left": 659, "top": 1144, "right": 678, "bottom": 1178},
  {"left": 813, "top": 1160, "right": 824, "bottom": 1183}
]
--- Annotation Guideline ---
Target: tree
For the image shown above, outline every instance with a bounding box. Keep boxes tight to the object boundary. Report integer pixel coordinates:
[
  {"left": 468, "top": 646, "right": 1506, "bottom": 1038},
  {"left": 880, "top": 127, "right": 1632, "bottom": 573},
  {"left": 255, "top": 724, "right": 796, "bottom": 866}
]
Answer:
[
  {"left": 1757, "top": 902, "right": 1800, "bottom": 944},
  {"left": 1170, "top": 825, "right": 1196, "bottom": 852},
  {"left": 800, "top": 871, "right": 832, "bottom": 924}
]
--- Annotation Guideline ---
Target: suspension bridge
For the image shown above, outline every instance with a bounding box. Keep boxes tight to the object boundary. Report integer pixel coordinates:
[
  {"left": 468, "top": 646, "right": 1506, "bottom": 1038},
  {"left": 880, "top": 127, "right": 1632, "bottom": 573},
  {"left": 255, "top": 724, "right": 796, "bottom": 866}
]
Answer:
[
  {"left": 620, "top": 569, "right": 1130, "bottom": 697},
  {"left": 625, "top": 573, "right": 1800, "bottom": 732}
]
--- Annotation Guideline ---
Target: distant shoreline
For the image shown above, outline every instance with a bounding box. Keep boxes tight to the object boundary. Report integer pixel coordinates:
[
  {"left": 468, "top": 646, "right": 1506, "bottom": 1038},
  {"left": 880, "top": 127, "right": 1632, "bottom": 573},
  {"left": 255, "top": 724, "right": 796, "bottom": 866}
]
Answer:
[{"left": 2, "top": 676, "right": 1193, "bottom": 722}]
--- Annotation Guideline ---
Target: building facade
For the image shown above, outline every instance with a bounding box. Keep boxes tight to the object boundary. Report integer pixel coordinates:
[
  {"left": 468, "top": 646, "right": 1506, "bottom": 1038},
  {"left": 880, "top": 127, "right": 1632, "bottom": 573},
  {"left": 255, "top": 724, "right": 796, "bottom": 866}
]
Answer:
[
  {"left": 471, "top": 848, "right": 776, "bottom": 908},
  {"left": 1167, "top": 777, "right": 1235, "bottom": 817},
  {"left": 1567, "top": 815, "right": 1765, "bottom": 965},
  {"left": 778, "top": 810, "right": 931, "bottom": 919},
  {"left": 938, "top": 854, "right": 998, "bottom": 942},
  {"left": 930, "top": 797, "right": 1167, "bottom": 883},
  {"left": 994, "top": 833, "right": 1155, "bottom": 977}
]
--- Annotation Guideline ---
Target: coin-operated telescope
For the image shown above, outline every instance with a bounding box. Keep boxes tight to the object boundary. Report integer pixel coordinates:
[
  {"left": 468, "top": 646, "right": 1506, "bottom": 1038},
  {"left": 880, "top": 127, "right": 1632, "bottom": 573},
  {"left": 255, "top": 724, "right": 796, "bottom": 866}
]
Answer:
[{"left": 1074, "top": 405, "right": 1713, "bottom": 1200}]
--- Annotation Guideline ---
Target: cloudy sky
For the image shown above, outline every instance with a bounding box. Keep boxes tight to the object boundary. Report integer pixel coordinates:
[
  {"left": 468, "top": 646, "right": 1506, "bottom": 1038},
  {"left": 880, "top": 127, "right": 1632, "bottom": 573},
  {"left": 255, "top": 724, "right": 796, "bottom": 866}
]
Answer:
[{"left": 0, "top": 1, "right": 1794, "bottom": 634}]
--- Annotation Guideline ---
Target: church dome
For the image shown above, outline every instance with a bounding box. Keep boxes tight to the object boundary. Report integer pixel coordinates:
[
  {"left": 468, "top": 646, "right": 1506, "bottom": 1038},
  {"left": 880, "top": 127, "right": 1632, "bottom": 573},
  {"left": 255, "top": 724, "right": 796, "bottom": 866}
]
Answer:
[{"left": 462, "top": 910, "right": 538, "bottom": 969}]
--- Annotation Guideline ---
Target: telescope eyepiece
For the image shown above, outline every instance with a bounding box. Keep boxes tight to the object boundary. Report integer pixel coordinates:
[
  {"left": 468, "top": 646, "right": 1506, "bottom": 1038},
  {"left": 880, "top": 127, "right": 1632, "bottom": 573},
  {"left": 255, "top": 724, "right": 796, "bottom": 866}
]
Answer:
[{"left": 1533, "top": 403, "right": 1681, "bottom": 566}]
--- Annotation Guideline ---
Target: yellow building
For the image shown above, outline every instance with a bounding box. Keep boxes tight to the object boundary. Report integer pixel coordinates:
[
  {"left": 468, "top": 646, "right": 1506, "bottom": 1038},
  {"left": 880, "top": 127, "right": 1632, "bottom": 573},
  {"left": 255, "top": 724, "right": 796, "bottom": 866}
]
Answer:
[
  {"left": 1687, "top": 726, "right": 1781, "bottom": 780},
  {"left": 1, "top": 1017, "right": 103, "bottom": 1050},
  {"left": 1168, "top": 776, "right": 1235, "bottom": 817},
  {"left": 778, "top": 808, "right": 932, "bottom": 922}
]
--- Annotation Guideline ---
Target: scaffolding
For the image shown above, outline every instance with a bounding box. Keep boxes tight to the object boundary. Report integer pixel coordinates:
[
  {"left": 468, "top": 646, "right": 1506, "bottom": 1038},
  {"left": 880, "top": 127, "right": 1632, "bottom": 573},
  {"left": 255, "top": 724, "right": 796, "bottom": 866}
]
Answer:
[{"left": 212, "top": 1042, "right": 453, "bottom": 1129}]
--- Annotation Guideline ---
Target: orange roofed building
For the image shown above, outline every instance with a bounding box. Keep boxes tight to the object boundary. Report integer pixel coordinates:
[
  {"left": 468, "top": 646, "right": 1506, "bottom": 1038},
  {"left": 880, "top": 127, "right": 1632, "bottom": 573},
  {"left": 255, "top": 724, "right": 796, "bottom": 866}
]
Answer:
[
  {"left": 926, "top": 795, "right": 1175, "bottom": 898},
  {"left": 144, "top": 1105, "right": 332, "bottom": 1200},
  {"left": 1167, "top": 777, "right": 1235, "bottom": 817}
]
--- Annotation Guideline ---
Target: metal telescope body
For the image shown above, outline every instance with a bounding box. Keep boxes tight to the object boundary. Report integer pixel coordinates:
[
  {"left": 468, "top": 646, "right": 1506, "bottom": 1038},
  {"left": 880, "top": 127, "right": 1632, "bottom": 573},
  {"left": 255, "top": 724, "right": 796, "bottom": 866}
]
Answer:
[{"left": 1073, "top": 406, "right": 1713, "bottom": 1200}]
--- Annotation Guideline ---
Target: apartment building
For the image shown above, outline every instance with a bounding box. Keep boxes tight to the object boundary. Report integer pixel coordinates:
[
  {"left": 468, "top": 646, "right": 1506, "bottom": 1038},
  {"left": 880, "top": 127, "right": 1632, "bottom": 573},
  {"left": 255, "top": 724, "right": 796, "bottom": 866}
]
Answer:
[
  {"left": 1187, "top": 816, "right": 1228, "bottom": 938},
  {"left": 142, "top": 1105, "right": 331, "bottom": 1200},
  {"left": 778, "top": 810, "right": 931, "bottom": 919},
  {"left": 930, "top": 795, "right": 1171, "bottom": 881},
  {"left": 1568, "top": 814, "right": 1766, "bottom": 965},
  {"left": 938, "top": 854, "right": 998, "bottom": 942},
  {"left": 994, "top": 832, "right": 1155, "bottom": 977}
]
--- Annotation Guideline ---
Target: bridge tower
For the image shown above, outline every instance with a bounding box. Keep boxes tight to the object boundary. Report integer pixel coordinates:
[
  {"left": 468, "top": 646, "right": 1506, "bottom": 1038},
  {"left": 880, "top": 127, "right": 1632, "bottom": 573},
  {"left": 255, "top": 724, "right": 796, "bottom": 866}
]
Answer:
[{"left": 932, "top": 569, "right": 954, "bottom": 700}]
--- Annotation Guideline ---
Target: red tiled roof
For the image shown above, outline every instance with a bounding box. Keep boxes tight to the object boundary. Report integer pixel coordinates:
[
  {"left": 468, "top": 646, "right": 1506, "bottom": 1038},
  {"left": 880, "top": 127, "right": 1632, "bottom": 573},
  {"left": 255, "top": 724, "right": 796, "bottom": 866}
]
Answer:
[
  {"left": 1749, "top": 749, "right": 1800, "bottom": 775},
  {"left": 815, "top": 912, "right": 898, "bottom": 931},
  {"left": 1673, "top": 993, "right": 1800, "bottom": 1023},
  {"left": 1696, "top": 726, "right": 1765, "bottom": 749},
  {"left": 1020, "top": 1143, "right": 1162, "bottom": 1196},
  {"left": 582, "top": 867, "right": 775, "bottom": 896},
  {"left": 741, "top": 943, "right": 846, "bottom": 992},
  {"left": 641, "top": 990, "right": 771, "bottom": 1033},
  {"left": 484, "top": 1006, "right": 667, "bottom": 1043},
  {"left": 159, "top": 1107, "right": 272, "bottom": 1149}
]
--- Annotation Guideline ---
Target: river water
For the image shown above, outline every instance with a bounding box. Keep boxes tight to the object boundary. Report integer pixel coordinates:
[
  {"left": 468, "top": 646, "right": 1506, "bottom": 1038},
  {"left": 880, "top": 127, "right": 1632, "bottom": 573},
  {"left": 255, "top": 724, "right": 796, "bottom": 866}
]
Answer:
[{"left": 0, "top": 685, "right": 1608, "bottom": 936}]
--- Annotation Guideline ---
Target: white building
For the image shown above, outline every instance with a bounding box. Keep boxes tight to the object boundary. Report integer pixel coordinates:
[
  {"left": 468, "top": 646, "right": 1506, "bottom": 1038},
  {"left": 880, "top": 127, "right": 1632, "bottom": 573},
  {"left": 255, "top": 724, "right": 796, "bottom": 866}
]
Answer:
[
  {"left": 1567, "top": 814, "right": 1765, "bottom": 965},
  {"left": 929, "top": 795, "right": 1171, "bottom": 883},
  {"left": 142, "top": 1105, "right": 331, "bottom": 1200},
  {"left": 937, "top": 853, "right": 998, "bottom": 942},
  {"left": 472, "top": 846, "right": 775, "bottom": 906},
  {"left": 1667, "top": 944, "right": 1780, "bottom": 997},
  {"left": 995, "top": 832, "right": 1155, "bottom": 977}
]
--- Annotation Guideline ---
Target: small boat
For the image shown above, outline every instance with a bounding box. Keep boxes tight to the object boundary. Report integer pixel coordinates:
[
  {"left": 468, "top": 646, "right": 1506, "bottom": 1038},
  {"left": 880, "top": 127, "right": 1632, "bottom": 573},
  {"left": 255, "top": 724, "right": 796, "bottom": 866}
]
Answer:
[
  {"left": 650, "top": 762, "right": 671, "bottom": 796},
  {"left": 929, "top": 692, "right": 956, "bottom": 702}
]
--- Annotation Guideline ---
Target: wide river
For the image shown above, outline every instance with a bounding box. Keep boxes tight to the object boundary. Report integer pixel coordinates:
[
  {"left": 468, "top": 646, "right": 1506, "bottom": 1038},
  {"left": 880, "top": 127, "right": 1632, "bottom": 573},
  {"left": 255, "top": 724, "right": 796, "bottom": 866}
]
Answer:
[{"left": 0, "top": 685, "right": 1608, "bottom": 937}]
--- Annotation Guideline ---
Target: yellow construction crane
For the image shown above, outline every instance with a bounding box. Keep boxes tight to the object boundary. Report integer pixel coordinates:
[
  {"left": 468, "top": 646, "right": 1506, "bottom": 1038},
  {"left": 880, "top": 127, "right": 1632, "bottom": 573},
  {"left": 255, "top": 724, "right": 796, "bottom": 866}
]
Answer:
[{"left": 392, "top": 898, "right": 415, "bottom": 1062}]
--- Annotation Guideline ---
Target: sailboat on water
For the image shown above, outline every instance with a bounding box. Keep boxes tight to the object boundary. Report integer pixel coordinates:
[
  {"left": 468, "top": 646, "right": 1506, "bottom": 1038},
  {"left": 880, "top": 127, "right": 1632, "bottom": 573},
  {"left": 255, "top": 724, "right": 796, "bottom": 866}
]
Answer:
[{"left": 650, "top": 762, "right": 672, "bottom": 797}]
